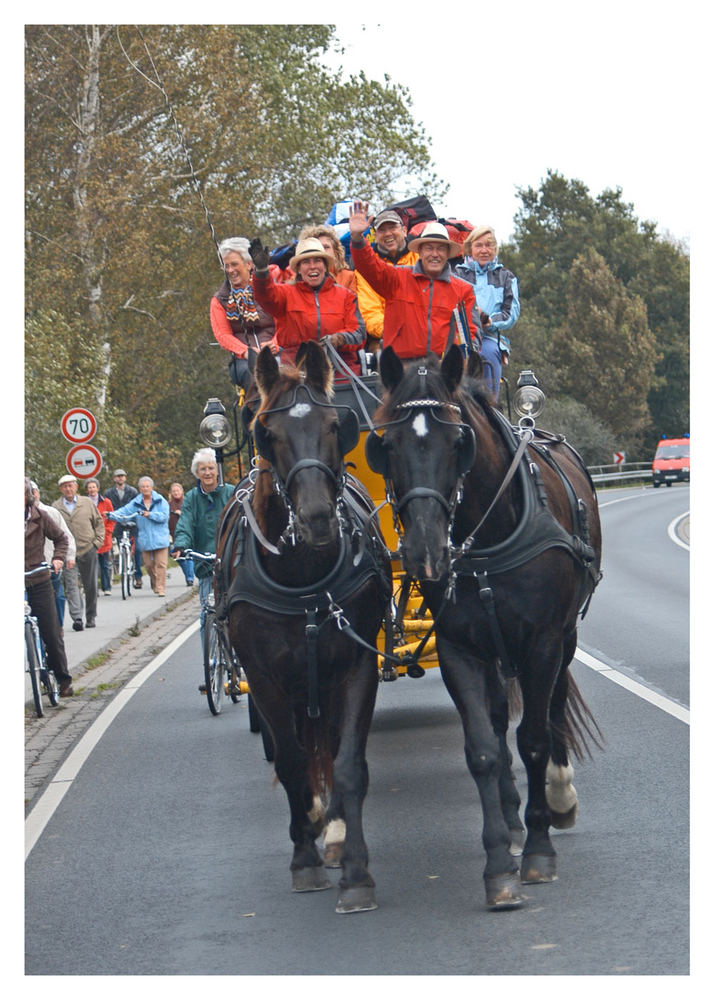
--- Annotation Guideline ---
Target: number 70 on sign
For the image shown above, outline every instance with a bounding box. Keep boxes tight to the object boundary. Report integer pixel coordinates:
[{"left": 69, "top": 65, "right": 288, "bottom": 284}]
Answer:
[{"left": 61, "top": 408, "right": 97, "bottom": 444}]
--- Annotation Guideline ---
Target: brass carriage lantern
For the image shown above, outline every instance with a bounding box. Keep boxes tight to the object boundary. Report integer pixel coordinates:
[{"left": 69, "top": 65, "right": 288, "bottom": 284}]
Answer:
[{"left": 512, "top": 370, "right": 545, "bottom": 423}]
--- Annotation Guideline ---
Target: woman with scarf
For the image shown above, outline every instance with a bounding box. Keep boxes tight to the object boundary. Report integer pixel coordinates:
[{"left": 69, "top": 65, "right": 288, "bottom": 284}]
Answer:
[{"left": 210, "top": 237, "right": 279, "bottom": 391}]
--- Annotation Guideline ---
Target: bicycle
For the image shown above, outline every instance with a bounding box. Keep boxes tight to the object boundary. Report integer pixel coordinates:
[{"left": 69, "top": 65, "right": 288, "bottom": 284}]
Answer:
[
  {"left": 111, "top": 516, "right": 137, "bottom": 600},
  {"left": 184, "top": 550, "right": 245, "bottom": 716},
  {"left": 25, "top": 564, "right": 60, "bottom": 718}
]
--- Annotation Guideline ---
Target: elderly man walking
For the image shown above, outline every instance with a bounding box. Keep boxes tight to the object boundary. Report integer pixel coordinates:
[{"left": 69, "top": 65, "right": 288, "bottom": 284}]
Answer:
[{"left": 53, "top": 474, "right": 105, "bottom": 630}]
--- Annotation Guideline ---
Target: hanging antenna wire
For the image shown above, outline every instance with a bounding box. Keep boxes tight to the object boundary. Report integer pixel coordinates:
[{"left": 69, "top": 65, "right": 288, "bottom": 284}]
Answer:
[{"left": 116, "top": 25, "right": 224, "bottom": 268}]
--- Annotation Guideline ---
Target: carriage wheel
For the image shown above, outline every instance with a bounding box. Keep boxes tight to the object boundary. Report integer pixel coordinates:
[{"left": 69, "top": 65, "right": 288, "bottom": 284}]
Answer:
[{"left": 203, "top": 614, "right": 225, "bottom": 716}]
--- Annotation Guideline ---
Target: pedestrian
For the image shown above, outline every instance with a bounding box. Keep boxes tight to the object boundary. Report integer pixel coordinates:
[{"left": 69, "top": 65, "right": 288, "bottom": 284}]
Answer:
[
  {"left": 52, "top": 474, "right": 105, "bottom": 630},
  {"left": 353, "top": 208, "right": 419, "bottom": 352},
  {"left": 85, "top": 477, "right": 114, "bottom": 595},
  {"left": 168, "top": 482, "right": 194, "bottom": 587},
  {"left": 108, "top": 477, "right": 170, "bottom": 597},
  {"left": 105, "top": 468, "right": 144, "bottom": 588},
  {"left": 454, "top": 225, "right": 520, "bottom": 400},
  {"left": 172, "top": 448, "right": 235, "bottom": 661},
  {"left": 30, "top": 480, "right": 75, "bottom": 629},
  {"left": 25, "top": 478, "right": 74, "bottom": 696},
  {"left": 348, "top": 201, "right": 482, "bottom": 360}
]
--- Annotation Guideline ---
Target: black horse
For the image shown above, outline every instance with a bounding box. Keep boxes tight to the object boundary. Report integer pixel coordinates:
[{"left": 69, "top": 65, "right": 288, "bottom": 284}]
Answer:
[
  {"left": 366, "top": 345, "right": 602, "bottom": 909},
  {"left": 215, "top": 342, "right": 391, "bottom": 913}
]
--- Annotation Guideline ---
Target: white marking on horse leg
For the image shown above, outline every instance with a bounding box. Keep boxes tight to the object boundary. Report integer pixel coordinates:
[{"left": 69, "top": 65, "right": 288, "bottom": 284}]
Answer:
[
  {"left": 308, "top": 796, "right": 326, "bottom": 830},
  {"left": 324, "top": 818, "right": 346, "bottom": 847},
  {"left": 545, "top": 760, "right": 578, "bottom": 814}
]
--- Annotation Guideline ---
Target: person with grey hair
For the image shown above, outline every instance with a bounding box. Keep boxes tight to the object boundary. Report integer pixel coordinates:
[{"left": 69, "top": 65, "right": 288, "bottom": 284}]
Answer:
[
  {"left": 53, "top": 473, "right": 105, "bottom": 630},
  {"left": 108, "top": 476, "right": 170, "bottom": 596},
  {"left": 211, "top": 236, "right": 278, "bottom": 391},
  {"left": 173, "top": 449, "right": 236, "bottom": 678}
]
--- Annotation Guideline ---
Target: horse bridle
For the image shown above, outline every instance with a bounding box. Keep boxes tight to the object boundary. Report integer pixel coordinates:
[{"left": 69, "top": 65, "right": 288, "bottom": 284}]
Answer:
[{"left": 251, "top": 383, "right": 356, "bottom": 550}]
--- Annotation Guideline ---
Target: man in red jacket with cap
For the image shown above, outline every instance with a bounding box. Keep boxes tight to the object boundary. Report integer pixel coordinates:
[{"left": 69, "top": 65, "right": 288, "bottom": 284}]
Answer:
[{"left": 348, "top": 201, "right": 482, "bottom": 360}]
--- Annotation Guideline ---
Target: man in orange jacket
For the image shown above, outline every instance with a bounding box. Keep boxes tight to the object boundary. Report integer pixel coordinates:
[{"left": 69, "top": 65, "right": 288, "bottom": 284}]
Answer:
[{"left": 348, "top": 201, "right": 482, "bottom": 360}]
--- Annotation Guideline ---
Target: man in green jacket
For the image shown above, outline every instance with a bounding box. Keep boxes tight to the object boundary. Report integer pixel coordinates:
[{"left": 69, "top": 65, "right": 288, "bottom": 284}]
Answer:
[{"left": 172, "top": 448, "right": 235, "bottom": 652}]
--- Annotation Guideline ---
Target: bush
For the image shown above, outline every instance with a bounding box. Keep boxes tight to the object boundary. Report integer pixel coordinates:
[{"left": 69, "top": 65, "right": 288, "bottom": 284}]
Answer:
[{"left": 536, "top": 396, "right": 617, "bottom": 466}]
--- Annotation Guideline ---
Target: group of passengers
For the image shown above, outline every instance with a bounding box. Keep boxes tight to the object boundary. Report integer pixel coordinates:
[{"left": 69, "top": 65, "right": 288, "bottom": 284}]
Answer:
[{"left": 210, "top": 200, "right": 520, "bottom": 402}]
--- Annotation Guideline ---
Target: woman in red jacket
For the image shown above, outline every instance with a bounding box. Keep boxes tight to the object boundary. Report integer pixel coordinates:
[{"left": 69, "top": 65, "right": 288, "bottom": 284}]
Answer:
[{"left": 250, "top": 236, "right": 366, "bottom": 375}]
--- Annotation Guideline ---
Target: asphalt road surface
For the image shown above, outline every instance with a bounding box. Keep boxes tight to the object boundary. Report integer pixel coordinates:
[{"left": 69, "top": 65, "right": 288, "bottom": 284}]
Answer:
[{"left": 24, "top": 484, "right": 691, "bottom": 978}]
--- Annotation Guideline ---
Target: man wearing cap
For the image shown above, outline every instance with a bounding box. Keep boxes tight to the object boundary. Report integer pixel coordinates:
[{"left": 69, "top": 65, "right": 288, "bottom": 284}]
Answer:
[
  {"left": 105, "top": 469, "right": 143, "bottom": 588},
  {"left": 354, "top": 210, "right": 419, "bottom": 351},
  {"left": 53, "top": 474, "right": 105, "bottom": 630},
  {"left": 348, "top": 201, "right": 482, "bottom": 360},
  {"left": 249, "top": 236, "right": 366, "bottom": 374},
  {"left": 455, "top": 225, "right": 520, "bottom": 399}
]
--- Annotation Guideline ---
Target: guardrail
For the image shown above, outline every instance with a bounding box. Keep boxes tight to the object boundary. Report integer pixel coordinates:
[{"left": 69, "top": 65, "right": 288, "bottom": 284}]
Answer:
[{"left": 587, "top": 462, "right": 652, "bottom": 484}]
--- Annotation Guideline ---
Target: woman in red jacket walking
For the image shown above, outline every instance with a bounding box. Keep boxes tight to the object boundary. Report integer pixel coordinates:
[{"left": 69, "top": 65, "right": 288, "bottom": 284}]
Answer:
[{"left": 250, "top": 236, "right": 366, "bottom": 375}]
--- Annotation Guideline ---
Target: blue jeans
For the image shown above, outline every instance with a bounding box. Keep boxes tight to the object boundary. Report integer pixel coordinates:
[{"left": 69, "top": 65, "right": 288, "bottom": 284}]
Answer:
[
  {"left": 480, "top": 336, "right": 502, "bottom": 400},
  {"left": 98, "top": 551, "right": 113, "bottom": 591},
  {"left": 51, "top": 570, "right": 65, "bottom": 626}
]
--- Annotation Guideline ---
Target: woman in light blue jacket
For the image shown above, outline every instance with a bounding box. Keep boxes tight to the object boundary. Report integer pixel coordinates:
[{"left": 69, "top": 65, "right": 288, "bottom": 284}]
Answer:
[
  {"left": 455, "top": 225, "right": 520, "bottom": 400},
  {"left": 108, "top": 476, "right": 170, "bottom": 595}
]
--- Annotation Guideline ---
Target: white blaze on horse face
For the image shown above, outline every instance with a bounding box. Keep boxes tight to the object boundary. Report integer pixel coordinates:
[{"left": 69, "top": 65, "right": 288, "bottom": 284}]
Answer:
[
  {"left": 412, "top": 413, "right": 429, "bottom": 438},
  {"left": 289, "top": 402, "right": 312, "bottom": 419}
]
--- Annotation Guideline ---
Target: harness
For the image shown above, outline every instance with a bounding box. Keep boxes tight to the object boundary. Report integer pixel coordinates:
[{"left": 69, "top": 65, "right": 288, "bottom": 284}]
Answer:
[
  {"left": 220, "top": 472, "right": 391, "bottom": 718},
  {"left": 448, "top": 408, "right": 601, "bottom": 675}
]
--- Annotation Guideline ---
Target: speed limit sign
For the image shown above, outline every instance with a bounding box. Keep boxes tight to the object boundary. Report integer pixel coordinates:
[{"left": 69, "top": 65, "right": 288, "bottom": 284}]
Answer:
[
  {"left": 61, "top": 407, "right": 97, "bottom": 444},
  {"left": 66, "top": 444, "right": 103, "bottom": 479}
]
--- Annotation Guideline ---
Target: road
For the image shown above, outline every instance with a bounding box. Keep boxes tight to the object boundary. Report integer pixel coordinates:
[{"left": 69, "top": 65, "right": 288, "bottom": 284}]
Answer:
[{"left": 23, "top": 484, "right": 691, "bottom": 978}]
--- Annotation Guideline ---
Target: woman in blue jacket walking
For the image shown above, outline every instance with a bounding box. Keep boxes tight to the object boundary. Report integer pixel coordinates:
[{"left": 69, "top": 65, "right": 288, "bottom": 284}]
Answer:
[
  {"left": 455, "top": 225, "right": 520, "bottom": 400},
  {"left": 108, "top": 476, "right": 170, "bottom": 596}
]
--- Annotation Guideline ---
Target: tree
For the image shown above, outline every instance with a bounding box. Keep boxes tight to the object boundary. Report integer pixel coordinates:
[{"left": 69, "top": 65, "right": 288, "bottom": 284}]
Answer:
[
  {"left": 550, "top": 249, "right": 657, "bottom": 441},
  {"left": 504, "top": 170, "right": 689, "bottom": 450},
  {"left": 25, "top": 25, "right": 444, "bottom": 495}
]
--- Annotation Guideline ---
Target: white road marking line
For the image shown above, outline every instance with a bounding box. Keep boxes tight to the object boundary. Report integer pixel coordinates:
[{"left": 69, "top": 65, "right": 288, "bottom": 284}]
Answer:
[
  {"left": 25, "top": 619, "right": 200, "bottom": 861},
  {"left": 575, "top": 647, "right": 689, "bottom": 725},
  {"left": 667, "top": 510, "right": 690, "bottom": 551}
]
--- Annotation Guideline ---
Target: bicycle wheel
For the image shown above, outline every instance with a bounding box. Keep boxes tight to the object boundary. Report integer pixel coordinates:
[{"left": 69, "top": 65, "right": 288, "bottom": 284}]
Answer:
[
  {"left": 25, "top": 621, "right": 44, "bottom": 718},
  {"left": 203, "top": 613, "right": 225, "bottom": 715},
  {"left": 43, "top": 664, "right": 60, "bottom": 707},
  {"left": 120, "top": 548, "right": 131, "bottom": 600}
]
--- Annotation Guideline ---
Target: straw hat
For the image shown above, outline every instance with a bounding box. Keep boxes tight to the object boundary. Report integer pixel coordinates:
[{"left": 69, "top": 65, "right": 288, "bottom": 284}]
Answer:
[
  {"left": 289, "top": 237, "right": 334, "bottom": 272},
  {"left": 408, "top": 221, "right": 463, "bottom": 258}
]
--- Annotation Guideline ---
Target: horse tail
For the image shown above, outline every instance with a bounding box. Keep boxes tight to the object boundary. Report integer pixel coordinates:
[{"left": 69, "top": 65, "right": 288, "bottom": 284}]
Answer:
[{"left": 560, "top": 670, "right": 605, "bottom": 763}]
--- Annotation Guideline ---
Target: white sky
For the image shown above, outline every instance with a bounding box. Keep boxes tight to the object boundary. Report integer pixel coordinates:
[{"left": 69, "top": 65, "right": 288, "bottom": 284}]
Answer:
[{"left": 327, "top": 9, "right": 697, "bottom": 245}]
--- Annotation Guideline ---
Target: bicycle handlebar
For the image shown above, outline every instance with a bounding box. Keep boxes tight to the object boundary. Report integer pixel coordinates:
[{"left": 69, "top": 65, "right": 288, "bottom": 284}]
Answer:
[
  {"left": 181, "top": 549, "right": 216, "bottom": 562},
  {"left": 25, "top": 562, "right": 51, "bottom": 577}
]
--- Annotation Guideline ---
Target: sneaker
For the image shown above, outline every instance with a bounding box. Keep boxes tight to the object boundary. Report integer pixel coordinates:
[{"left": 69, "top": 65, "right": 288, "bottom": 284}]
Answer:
[
  {"left": 134, "top": 578, "right": 143, "bottom": 589},
  {"left": 72, "top": 619, "right": 84, "bottom": 632},
  {"left": 198, "top": 683, "right": 207, "bottom": 694},
  {"left": 103, "top": 590, "right": 111, "bottom": 596},
  {"left": 59, "top": 681, "right": 74, "bottom": 697},
  {"left": 186, "top": 581, "right": 194, "bottom": 587},
  {"left": 86, "top": 620, "right": 96, "bottom": 628}
]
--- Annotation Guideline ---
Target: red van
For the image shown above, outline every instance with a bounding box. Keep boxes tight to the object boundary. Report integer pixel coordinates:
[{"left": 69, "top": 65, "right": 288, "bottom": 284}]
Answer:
[{"left": 652, "top": 435, "right": 690, "bottom": 487}]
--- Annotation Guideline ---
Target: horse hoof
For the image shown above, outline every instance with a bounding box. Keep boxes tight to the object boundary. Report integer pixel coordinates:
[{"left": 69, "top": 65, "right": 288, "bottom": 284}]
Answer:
[
  {"left": 520, "top": 855, "right": 558, "bottom": 884},
  {"left": 550, "top": 802, "right": 579, "bottom": 829},
  {"left": 292, "top": 867, "right": 332, "bottom": 892},
  {"left": 336, "top": 886, "right": 378, "bottom": 913},
  {"left": 485, "top": 873, "right": 525, "bottom": 910},
  {"left": 324, "top": 843, "right": 343, "bottom": 868}
]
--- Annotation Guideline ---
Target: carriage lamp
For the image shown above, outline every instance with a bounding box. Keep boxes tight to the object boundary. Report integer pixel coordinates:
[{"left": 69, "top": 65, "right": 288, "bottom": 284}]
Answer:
[
  {"left": 199, "top": 398, "right": 232, "bottom": 449},
  {"left": 513, "top": 370, "right": 545, "bottom": 421}
]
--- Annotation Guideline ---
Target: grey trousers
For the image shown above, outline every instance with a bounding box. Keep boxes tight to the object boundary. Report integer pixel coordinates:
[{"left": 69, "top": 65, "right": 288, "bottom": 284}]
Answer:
[{"left": 63, "top": 549, "right": 99, "bottom": 624}]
